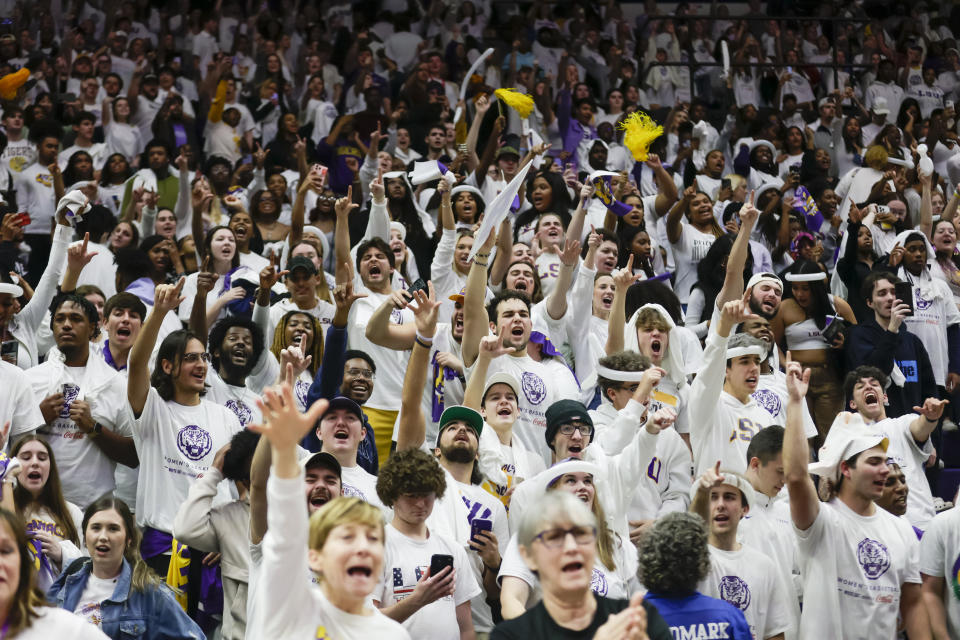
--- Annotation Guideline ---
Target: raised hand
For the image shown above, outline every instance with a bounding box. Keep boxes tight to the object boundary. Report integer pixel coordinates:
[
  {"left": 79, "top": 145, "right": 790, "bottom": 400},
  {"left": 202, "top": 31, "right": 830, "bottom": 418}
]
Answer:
[
  {"left": 720, "top": 290, "right": 759, "bottom": 331},
  {"left": 913, "top": 398, "right": 949, "bottom": 423},
  {"left": 739, "top": 190, "right": 758, "bottom": 229},
  {"left": 370, "top": 167, "right": 385, "bottom": 202},
  {"left": 410, "top": 281, "right": 441, "bottom": 337},
  {"left": 259, "top": 253, "right": 287, "bottom": 291},
  {"left": 635, "top": 366, "right": 666, "bottom": 403},
  {"left": 249, "top": 383, "right": 328, "bottom": 451},
  {"left": 579, "top": 182, "right": 594, "bottom": 202},
  {"left": 154, "top": 276, "right": 186, "bottom": 315},
  {"left": 559, "top": 238, "right": 581, "bottom": 266},
  {"left": 479, "top": 324, "right": 514, "bottom": 359},
  {"left": 279, "top": 343, "right": 312, "bottom": 378},
  {"left": 335, "top": 185, "right": 358, "bottom": 218},
  {"left": 784, "top": 352, "right": 810, "bottom": 402},
  {"left": 646, "top": 406, "right": 677, "bottom": 435},
  {"left": 612, "top": 254, "right": 642, "bottom": 290},
  {"left": 475, "top": 94, "right": 490, "bottom": 115},
  {"left": 332, "top": 277, "right": 367, "bottom": 313},
  {"left": 67, "top": 232, "right": 98, "bottom": 272},
  {"left": 645, "top": 153, "right": 662, "bottom": 171},
  {"left": 696, "top": 460, "right": 725, "bottom": 493}
]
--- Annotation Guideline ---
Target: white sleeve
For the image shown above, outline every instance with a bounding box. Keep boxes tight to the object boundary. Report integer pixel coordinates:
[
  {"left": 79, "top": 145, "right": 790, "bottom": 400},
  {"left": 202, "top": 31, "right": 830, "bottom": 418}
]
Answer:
[
  {"left": 172, "top": 467, "right": 224, "bottom": 552},
  {"left": 918, "top": 514, "right": 947, "bottom": 576},
  {"left": 496, "top": 534, "right": 536, "bottom": 588},
  {"left": 451, "top": 542, "right": 482, "bottom": 606},
  {"left": 18, "top": 225, "right": 72, "bottom": 329},
  {"left": 246, "top": 304, "right": 280, "bottom": 393},
  {"left": 688, "top": 331, "right": 730, "bottom": 472},
  {"left": 429, "top": 229, "right": 458, "bottom": 297},
  {"left": 255, "top": 470, "right": 316, "bottom": 637},
  {"left": 596, "top": 399, "right": 648, "bottom": 455},
  {"left": 656, "top": 434, "right": 693, "bottom": 516},
  {"left": 363, "top": 199, "right": 390, "bottom": 243}
]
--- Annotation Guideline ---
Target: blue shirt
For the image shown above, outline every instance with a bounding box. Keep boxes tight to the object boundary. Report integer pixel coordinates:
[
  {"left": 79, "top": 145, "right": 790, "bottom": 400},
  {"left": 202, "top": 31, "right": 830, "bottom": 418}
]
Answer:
[{"left": 643, "top": 591, "right": 753, "bottom": 640}]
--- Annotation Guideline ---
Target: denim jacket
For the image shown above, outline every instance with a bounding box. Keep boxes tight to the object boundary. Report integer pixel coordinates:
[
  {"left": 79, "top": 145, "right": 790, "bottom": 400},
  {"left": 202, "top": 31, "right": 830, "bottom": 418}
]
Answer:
[{"left": 47, "top": 557, "right": 205, "bottom": 640}]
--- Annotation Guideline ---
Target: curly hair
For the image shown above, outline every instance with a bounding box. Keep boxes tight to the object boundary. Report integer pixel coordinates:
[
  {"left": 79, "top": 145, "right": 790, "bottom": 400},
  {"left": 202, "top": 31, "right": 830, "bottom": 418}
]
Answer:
[
  {"left": 375, "top": 448, "right": 447, "bottom": 507},
  {"left": 597, "top": 350, "right": 651, "bottom": 398},
  {"left": 270, "top": 311, "right": 323, "bottom": 377},
  {"left": 48, "top": 292, "right": 101, "bottom": 341},
  {"left": 638, "top": 512, "right": 711, "bottom": 596},
  {"left": 207, "top": 316, "right": 265, "bottom": 372}
]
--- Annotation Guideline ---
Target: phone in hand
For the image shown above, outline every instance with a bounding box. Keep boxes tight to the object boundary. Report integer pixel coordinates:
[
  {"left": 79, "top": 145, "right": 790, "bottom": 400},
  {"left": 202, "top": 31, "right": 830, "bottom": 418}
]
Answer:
[
  {"left": 407, "top": 278, "right": 428, "bottom": 297},
  {"left": 429, "top": 554, "right": 454, "bottom": 577},
  {"left": 720, "top": 178, "right": 731, "bottom": 191},
  {"left": 894, "top": 281, "right": 914, "bottom": 316},
  {"left": 16, "top": 213, "right": 29, "bottom": 226},
  {"left": 1, "top": 339, "right": 17, "bottom": 366},
  {"left": 470, "top": 519, "right": 492, "bottom": 545}
]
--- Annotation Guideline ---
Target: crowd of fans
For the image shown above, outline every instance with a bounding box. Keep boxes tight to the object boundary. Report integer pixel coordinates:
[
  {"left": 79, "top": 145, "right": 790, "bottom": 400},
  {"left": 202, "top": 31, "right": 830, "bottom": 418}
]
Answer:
[{"left": 0, "top": 0, "right": 959, "bottom": 638}]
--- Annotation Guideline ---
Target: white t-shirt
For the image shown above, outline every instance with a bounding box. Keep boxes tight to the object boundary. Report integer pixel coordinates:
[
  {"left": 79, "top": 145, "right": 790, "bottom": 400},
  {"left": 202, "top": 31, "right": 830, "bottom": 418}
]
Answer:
[
  {"left": 534, "top": 251, "right": 564, "bottom": 298},
  {"left": 347, "top": 292, "right": 414, "bottom": 411},
  {"left": 479, "top": 436, "right": 545, "bottom": 515},
  {"left": 73, "top": 573, "right": 120, "bottom": 628},
  {"left": 873, "top": 415, "right": 935, "bottom": 530},
  {"left": 26, "top": 357, "right": 134, "bottom": 508},
  {"left": 670, "top": 221, "right": 716, "bottom": 304},
  {"left": 795, "top": 499, "right": 921, "bottom": 639},
  {"left": 753, "top": 370, "right": 819, "bottom": 439},
  {"left": 698, "top": 544, "right": 793, "bottom": 640},
  {"left": 204, "top": 372, "right": 266, "bottom": 428},
  {"left": 901, "top": 276, "right": 960, "bottom": 386},
  {"left": 468, "top": 353, "right": 558, "bottom": 464},
  {"left": 17, "top": 607, "right": 110, "bottom": 639},
  {"left": 268, "top": 297, "right": 335, "bottom": 339},
  {"left": 131, "top": 388, "right": 242, "bottom": 531},
  {"left": 0, "top": 360, "right": 42, "bottom": 440},
  {"left": 456, "top": 481, "right": 510, "bottom": 633},
  {"left": 374, "top": 525, "right": 481, "bottom": 640},
  {"left": 16, "top": 162, "right": 56, "bottom": 234},
  {"left": 918, "top": 506, "right": 960, "bottom": 639},
  {"left": 340, "top": 464, "right": 390, "bottom": 519}
]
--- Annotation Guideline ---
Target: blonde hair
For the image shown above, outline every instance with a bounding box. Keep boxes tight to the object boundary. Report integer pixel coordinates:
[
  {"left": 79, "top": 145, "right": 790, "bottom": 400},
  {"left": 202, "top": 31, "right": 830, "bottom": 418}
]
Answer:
[
  {"left": 724, "top": 174, "right": 746, "bottom": 192},
  {"left": 864, "top": 145, "right": 889, "bottom": 171},
  {"left": 270, "top": 311, "right": 324, "bottom": 377},
  {"left": 308, "top": 497, "right": 385, "bottom": 551}
]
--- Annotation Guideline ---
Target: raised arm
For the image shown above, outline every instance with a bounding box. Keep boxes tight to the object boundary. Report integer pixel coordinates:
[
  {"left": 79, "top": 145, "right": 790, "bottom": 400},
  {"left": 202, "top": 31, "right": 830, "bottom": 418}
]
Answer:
[
  {"left": 188, "top": 258, "right": 218, "bottom": 338},
  {"left": 396, "top": 283, "right": 440, "bottom": 452},
  {"left": 666, "top": 186, "right": 694, "bottom": 245},
  {"left": 918, "top": 171, "right": 933, "bottom": 241},
  {"left": 784, "top": 355, "right": 818, "bottom": 531},
  {"left": 464, "top": 95, "right": 491, "bottom": 170},
  {"left": 715, "top": 191, "right": 758, "bottom": 309},
  {"left": 605, "top": 255, "right": 640, "bottom": 355},
  {"left": 334, "top": 185, "right": 356, "bottom": 283},
  {"left": 127, "top": 278, "right": 185, "bottom": 418},
  {"left": 60, "top": 233, "right": 97, "bottom": 294},
  {"left": 648, "top": 154, "right": 679, "bottom": 218},
  {"left": 362, "top": 170, "right": 390, "bottom": 243},
  {"left": 173, "top": 152, "right": 193, "bottom": 239},
  {"left": 461, "top": 227, "right": 497, "bottom": 367},
  {"left": 290, "top": 163, "right": 323, "bottom": 249},
  {"left": 544, "top": 238, "right": 580, "bottom": 320},
  {"left": 365, "top": 291, "right": 416, "bottom": 350},
  {"left": 488, "top": 218, "right": 514, "bottom": 287},
  {"left": 909, "top": 397, "right": 948, "bottom": 444}
]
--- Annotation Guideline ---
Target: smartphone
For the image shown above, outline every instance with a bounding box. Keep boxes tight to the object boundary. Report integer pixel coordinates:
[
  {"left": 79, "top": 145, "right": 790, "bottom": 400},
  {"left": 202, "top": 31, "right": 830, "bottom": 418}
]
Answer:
[
  {"left": 789, "top": 164, "right": 801, "bottom": 177},
  {"left": 429, "top": 554, "right": 454, "bottom": 577},
  {"left": 876, "top": 205, "right": 891, "bottom": 215},
  {"left": 16, "top": 213, "right": 29, "bottom": 226},
  {"left": 271, "top": 92, "right": 278, "bottom": 101},
  {"left": 470, "top": 519, "right": 492, "bottom": 545},
  {"left": 61, "top": 382, "right": 80, "bottom": 419},
  {"left": 894, "top": 281, "right": 914, "bottom": 316},
  {"left": 720, "top": 178, "right": 731, "bottom": 190},
  {"left": 407, "top": 278, "right": 428, "bottom": 297},
  {"left": 0, "top": 340, "right": 17, "bottom": 366},
  {"left": 786, "top": 66, "right": 793, "bottom": 74}
]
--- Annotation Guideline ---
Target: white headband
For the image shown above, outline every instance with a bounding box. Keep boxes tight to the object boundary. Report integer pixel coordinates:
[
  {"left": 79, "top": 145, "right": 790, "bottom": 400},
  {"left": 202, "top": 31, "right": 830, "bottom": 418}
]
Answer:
[
  {"left": 726, "top": 345, "right": 767, "bottom": 359},
  {"left": 785, "top": 272, "right": 827, "bottom": 282},
  {"left": 596, "top": 365, "right": 649, "bottom": 382}
]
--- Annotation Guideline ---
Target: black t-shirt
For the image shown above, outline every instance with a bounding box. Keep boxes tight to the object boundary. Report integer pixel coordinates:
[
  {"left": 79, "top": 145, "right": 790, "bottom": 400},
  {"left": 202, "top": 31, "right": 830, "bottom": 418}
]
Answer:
[{"left": 490, "top": 596, "right": 673, "bottom": 640}]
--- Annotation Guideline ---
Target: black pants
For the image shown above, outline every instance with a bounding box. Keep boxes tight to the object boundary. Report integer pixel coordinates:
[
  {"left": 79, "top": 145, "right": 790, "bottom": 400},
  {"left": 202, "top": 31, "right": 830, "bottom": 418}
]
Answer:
[{"left": 23, "top": 233, "right": 51, "bottom": 288}]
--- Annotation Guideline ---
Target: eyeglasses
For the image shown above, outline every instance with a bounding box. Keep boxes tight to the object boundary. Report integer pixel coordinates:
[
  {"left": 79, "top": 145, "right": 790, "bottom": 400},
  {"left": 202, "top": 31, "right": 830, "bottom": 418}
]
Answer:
[
  {"left": 557, "top": 422, "right": 593, "bottom": 437},
  {"left": 346, "top": 367, "right": 375, "bottom": 380},
  {"left": 619, "top": 383, "right": 640, "bottom": 393},
  {"left": 182, "top": 352, "right": 211, "bottom": 363},
  {"left": 534, "top": 526, "right": 597, "bottom": 549}
]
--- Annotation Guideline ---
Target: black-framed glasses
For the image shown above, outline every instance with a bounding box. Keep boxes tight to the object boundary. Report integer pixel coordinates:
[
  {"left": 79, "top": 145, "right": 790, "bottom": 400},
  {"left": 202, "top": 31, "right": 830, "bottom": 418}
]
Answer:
[
  {"left": 182, "top": 352, "right": 211, "bottom": 363},
  {"left": 346, "top": 367, "right": 375, "bottom": 380},
  {"left": 534, "top": 526, "right": 597, "bottom": 549},
  {"left": 558, "top": 422, "right": 593, "bottom": 437}
]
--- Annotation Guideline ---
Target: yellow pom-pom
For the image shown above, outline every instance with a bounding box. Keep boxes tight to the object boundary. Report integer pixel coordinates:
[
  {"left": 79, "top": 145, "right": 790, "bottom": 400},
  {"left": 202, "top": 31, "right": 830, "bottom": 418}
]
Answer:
[
  {"left": 0, "top": 68, "right": 29, "bottom": 101},
  {"left": 494, "top": 88, "right": 535, "bottom": 119},
  {"left": 617, "top": 111, "right": 664, "bottom": 162}
]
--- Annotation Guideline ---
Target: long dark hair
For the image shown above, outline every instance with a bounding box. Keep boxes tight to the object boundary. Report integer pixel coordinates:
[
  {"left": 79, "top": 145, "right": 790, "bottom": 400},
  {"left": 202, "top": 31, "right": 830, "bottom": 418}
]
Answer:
[
  {"left": 693, "top": 234, "right": 754, "bottom": 323},
  {"left": 151, "top": 330, "right": 209, "bottom": 401},
  {"left": 384, "top": 177, "right": 429, "bottom": 247},
  {"left": 841, "top": 116, "right": 863, "bottom": 154},
  {"left": 204, "top": 225, "right": 241, "bottom": 270},
  {"left": 514, "top": 171, "right": 573, "bottom": 242},
  {"left": 62, "top": 150, "right": 94, "bottom": 186},
  {"left": 81, "top": 496, "right": 161, "bottom": 593},
  {"left": 10, "top": 436, "right": 79, "bottom": 546},
  {"left": 100, "top": 153, "right": 134, "bottom": 186},
  {"left": 785, "top": 259, "right": 833, "bottom": 329}
]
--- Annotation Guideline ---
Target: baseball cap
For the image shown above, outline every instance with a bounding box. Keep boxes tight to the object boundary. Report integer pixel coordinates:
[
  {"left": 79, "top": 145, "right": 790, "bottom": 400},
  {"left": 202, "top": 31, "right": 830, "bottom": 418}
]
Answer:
[
  {"left": 322, "top": 396, "right": 364, "bottom": 422},
  {"left": 544, "top": 399, "right": 592, "bottom": 448},
  {"left": 448, "top": 286, "right": 466, "bottom": 304},
  {"left": 286, "top": 255, "right": 318, "bottom": 276},
  {"left": 497, "top": 146, "right": 520, "bottom": 159},
  {"left": 808, "top": 414, "right": 889, "bottom": 482},
  {"left": 142, "top": 73, "right": 159, "bottom": 84},
  {"left": 301, "top": 451, "right": 341, "bottom": 477},
  {"left": 0, "top": 282, "right": 23, "bottom": 297},
  {"left": 483, "top": 371, "right": 520, "bottom": 400},
  {"left": 871, "top": 97, "right": 890, "bottom": 115},
  {"left": 746, "top": 272, "right": 783, "bottom": 292},
  {"left": 689, "top": 469, "right": 757, "bottom": 510},
  {"left": 438, "top": 405, "right": 483, "bottom": 439}
]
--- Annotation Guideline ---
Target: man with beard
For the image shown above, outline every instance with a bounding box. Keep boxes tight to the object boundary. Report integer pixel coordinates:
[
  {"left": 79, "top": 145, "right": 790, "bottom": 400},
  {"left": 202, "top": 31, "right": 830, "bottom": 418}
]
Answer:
[
  {"left": 366, "top": 285, "right": 465, "bottom": 449},
  {"left": 26, "top": 293, "right": 137, "bottom": 509},
  {"left": 247, "top": 426, "right": 343, "bottom": 637},
  {"left": 844, "top": 271, "right": 937, "bottom": 418},
  {"left": 120, "top": 139, "right": 179, "bottom": 212},
  {"left": 191, "top": 264, "right": 274, "bottom": 427}
]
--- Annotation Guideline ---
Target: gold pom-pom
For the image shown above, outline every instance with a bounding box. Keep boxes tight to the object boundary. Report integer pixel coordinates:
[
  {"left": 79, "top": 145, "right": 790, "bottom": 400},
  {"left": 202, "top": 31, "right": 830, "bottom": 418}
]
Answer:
[
  {"left": 0, "top": 68, "right": 29, "bottom": 101},
  {"left": 494, "top": 88, "right": 535, "bottom": 119},
  {"left": 617, "top": 111, "right": 664, "bottom": 161}
]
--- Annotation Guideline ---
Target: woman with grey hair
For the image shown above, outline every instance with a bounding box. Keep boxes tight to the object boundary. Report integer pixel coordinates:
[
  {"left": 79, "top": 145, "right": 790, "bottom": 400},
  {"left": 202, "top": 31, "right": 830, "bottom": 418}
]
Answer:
[
  {"left": 639, "top": 512, "right": 753, "bottom": 639},
  {"left": 491, "top": 491, "right": 671, "bottom": 639}
]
